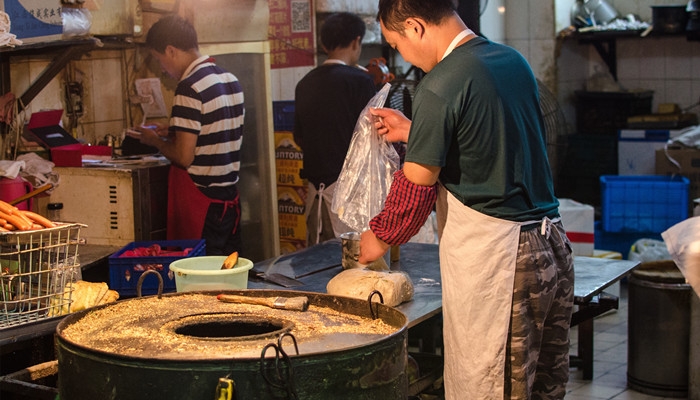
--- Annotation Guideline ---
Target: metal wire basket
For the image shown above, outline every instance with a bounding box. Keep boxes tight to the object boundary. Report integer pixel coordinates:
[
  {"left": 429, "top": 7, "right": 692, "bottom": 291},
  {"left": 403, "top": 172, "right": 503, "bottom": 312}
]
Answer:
[{"left": 0, "top": 223, "right": 84, "bottom": 329}]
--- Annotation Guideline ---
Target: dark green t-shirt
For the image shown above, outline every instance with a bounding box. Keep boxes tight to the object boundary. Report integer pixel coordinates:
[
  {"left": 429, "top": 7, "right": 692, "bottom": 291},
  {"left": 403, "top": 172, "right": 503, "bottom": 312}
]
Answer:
[{"left": 405, "top": 37, "right": 559, "bottom": 222}]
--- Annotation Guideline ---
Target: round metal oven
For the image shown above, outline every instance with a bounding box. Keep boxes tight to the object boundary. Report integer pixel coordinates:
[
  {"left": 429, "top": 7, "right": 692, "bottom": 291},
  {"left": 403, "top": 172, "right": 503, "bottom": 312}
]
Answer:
[{"left": 56, "top": 289, "right": 408, "bottom": 399}]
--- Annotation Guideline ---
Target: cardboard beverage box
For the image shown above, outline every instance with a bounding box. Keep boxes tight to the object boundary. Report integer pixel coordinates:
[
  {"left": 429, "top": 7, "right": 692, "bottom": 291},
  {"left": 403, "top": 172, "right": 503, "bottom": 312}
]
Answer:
[
  {"left": 1, "top": 0, "right": 63, "bottom": 43},
  {"left": 558, "top": 198, "right": 594, "bottom": 256},
  {"left": 656, "top": 146, "right": 700, "bottom": 208},
  {"left": 274, "top": 131, "right": 306, "bottom": 187},
  {"left": 277, "top": 185, "right": 307, "bottom": 241}
]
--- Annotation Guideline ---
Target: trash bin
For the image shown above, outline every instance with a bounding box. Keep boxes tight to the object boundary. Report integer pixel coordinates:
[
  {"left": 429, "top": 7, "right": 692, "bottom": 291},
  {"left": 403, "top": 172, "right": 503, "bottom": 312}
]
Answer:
[{"left": 628, "top": 260, "right": 691, "bottom": 398}]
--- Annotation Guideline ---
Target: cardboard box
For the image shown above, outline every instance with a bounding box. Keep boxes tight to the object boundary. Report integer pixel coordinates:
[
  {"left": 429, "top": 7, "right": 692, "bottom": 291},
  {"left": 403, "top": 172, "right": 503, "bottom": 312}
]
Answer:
[
  {"left": 559, "top": 198, "right": 594, "bottom": 256},
  {"left": 1, "top": 0, "right": 63, "bottom": 43},
  {"left": 274, "top": 131, "right": 306, "bottom": 187},
  {"left": 278, "top": 185, "right": 306, "bottom": 241},
  {"left": 618, "top": 129, "right": 683, "bottom": 175},
  {"left": 656, "top": 146, "right": 700, "bottom": 206}
]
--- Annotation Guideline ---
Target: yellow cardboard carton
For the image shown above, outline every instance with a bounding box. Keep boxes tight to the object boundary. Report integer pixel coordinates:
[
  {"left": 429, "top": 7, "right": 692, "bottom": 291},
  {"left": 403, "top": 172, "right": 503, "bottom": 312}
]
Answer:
[
  {"left": 277, "top": 185, "right": 307, "bottom": 241},
  {"left": 274, "top": 131, "right": 306, "bottom": 187}
]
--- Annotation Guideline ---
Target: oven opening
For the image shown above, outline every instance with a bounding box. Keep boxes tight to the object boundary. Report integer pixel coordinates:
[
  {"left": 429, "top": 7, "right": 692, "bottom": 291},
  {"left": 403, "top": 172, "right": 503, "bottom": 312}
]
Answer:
[{"left": 166, "top": 313, "right": 294, "bottom": 341}]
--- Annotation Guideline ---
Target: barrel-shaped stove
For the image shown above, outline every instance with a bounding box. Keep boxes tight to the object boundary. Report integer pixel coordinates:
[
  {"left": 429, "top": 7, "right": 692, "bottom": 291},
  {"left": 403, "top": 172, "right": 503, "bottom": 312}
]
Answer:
[{"left": 56, "top": 289, "right": 408, "bottom": 399}]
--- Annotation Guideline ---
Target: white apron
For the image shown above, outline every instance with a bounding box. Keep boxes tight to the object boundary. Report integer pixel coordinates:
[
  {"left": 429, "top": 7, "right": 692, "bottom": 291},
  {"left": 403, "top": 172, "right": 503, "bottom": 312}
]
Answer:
[
  {"left": 305, "top": 181, "right": 354, "bottom": 243},
  {"left": 436, "top": 186, "right": 522, "bottom": 399}
]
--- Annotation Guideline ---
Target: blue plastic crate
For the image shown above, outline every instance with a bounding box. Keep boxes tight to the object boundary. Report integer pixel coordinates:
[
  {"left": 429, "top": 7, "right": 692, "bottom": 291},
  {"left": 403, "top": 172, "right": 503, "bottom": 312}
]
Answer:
[
  {"left": 273, "top": 101, "right": 295, "bottom": 132},
  {"left": 600, "top": 175, "right": 689, "bottom": 233},
  {"left": 109, "top": 239, "right": 205, "bottom": 297}
]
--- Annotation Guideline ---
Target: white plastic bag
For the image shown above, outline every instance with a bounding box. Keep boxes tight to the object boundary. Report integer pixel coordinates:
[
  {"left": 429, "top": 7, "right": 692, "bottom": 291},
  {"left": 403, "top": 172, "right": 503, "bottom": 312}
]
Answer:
[
  {"left": 662, "top": 216, "right": 700, "bottom": 297},
  {"left": 331, "top": 83, "right": 399, "bottom": 232}
]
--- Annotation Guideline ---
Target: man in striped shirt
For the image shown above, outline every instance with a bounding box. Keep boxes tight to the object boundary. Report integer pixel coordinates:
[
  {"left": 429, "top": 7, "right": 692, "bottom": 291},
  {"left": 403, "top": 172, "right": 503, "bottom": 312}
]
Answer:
[{"left": 128, "top": 15, "right": 244, "bottom": 255}]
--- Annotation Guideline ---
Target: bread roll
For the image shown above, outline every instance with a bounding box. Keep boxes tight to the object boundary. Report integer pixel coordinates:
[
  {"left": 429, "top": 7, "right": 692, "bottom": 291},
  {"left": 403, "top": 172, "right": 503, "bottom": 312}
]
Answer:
[{"left": 326, "top": 269, "right": 414, "bottom": 307}]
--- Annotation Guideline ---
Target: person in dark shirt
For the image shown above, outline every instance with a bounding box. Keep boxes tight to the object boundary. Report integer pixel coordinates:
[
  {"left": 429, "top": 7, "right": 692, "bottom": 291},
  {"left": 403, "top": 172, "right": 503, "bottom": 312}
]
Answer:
[{"left": 293, "top": 12, "right": 377, "bottom": 245}]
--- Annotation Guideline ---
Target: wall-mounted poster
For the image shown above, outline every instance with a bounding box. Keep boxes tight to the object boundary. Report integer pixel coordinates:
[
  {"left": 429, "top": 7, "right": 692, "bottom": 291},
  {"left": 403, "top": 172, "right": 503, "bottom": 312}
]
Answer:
[{"left": 269, "top": 0, "right": 315, "bottom": 69}]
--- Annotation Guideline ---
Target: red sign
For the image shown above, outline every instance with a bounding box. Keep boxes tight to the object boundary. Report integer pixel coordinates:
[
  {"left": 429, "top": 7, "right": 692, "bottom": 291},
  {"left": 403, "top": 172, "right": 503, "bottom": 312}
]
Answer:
[{"left": 269, "top": 0, "right": 315, "bottom": 69}]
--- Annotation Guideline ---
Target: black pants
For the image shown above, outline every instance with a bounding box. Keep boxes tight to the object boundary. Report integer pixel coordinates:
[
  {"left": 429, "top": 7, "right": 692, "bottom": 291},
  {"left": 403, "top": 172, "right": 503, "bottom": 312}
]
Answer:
[{"left": 201, "top": 201, "right": 241, "bottom": 256}]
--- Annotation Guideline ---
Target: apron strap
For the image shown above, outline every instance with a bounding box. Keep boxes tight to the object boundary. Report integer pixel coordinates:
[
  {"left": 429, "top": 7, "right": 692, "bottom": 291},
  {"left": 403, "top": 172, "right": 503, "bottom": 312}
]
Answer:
[{"left": 315, "top": 183, "right": 326, "bottom": 244}]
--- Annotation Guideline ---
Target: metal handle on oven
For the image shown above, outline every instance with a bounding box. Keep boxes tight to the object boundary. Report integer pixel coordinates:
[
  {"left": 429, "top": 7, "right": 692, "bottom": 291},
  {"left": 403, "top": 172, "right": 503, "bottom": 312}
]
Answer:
[{"left": 136, "top": 269, "right": 163, "bottom": 299}]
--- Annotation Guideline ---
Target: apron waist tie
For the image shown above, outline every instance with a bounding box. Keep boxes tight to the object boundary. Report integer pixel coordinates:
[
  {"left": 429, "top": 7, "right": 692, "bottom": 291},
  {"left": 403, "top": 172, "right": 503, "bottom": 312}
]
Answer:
[
  {"left": 210, "top": 193, "right": 240, "bottom": 222},
  {"left": 541, "top": 217, "right": 552, "bottom": 239},
  {"left": 520, "top": 216, "right": 561, "bottom": 239},
  {"left": 315, "top": 183, "right": 326, "bottom": 244}
]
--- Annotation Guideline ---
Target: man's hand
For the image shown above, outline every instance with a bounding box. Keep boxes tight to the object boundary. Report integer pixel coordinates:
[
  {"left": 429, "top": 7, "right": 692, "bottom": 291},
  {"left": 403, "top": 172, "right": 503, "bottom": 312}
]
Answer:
[
  {"left": 127, "top": 125, "right": 163, "bottom": 148},
  {"left": 358, "top": 229, "right": 390, "bottom": 264},
  {"left": 125, "top": 126, "right": 196, "bottom": 169},
  {"left": 146, "top": 122, "right": 169, "bottom": 137},
  {"left": 370, "top": 107, "right": 411, "bottom": 143}
]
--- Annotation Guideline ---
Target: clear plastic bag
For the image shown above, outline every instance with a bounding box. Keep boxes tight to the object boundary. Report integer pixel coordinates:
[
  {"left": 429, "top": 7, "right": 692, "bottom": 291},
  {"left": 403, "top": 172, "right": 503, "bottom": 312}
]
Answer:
[
  {"left": 331, "top": 83, "right": 400, "bottom": 232},
  {"left": 62, "top": 7, "right": 92, "bottom": 38}
]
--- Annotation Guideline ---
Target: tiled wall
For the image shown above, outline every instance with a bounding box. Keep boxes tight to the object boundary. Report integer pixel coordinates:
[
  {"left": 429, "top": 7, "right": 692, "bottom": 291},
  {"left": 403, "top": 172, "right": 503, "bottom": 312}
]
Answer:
[
  {"left": 501, "top": 0, "right": 558, "bottom": 91},
  {"left": 615, "top": 36, "right": 700, "bottom": 113},
  {"left": 555, "top": 0, "right": 700, "bottom": 128}
]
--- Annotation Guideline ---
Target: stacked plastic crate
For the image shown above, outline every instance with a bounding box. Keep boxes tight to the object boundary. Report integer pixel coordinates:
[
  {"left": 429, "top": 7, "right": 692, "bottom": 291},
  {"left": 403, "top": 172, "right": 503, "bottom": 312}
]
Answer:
[
  {"left": 273, "top": 101, "right": 308, "bottom": 254},
  {"left": 595, "top": 175, "right": 690, "bottom": 258}
]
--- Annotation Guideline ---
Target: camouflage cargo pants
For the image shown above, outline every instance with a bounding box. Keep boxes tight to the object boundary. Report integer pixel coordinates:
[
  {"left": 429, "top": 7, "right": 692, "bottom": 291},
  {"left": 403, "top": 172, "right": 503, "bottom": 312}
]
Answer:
[{"left": 505, "top": 220, "right": 574, "bottom": 399}]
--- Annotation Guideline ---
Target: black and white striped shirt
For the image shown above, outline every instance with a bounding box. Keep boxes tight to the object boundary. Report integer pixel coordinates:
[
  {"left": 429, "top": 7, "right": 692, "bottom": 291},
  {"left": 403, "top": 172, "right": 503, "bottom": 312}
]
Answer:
[{"left": 171, "top": 56, "right": 244, "bottom": 197}]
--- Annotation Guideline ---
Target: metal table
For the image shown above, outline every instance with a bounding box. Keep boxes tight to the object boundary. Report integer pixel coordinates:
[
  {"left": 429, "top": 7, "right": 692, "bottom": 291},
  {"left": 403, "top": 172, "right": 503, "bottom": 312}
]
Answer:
[{"left": 250, "top": 239, "right": 640, "bottom": 379}]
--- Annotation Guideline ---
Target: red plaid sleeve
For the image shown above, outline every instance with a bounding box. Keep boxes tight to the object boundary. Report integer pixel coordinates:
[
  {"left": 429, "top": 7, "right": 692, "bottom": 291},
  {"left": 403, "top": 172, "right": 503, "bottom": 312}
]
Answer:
[{"left": 369, "top": 169, "right": 438, "bottom": 246}]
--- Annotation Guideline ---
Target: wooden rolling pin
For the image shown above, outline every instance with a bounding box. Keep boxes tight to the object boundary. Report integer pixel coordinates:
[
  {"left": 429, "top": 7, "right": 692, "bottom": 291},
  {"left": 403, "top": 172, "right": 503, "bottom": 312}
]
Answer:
[{"left": 217, "top": 294, "right": 309, "bottom": 312}]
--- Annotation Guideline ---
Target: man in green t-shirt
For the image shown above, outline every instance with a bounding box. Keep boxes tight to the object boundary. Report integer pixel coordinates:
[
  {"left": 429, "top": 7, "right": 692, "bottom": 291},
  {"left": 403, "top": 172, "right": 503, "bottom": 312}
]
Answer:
[{"left": 358, "top": 0, "right": 574, "bottom": 398}]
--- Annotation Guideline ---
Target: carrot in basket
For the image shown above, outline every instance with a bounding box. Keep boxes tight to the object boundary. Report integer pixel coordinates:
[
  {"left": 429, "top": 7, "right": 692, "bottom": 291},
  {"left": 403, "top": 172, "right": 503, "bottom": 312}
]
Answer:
[
  {"left": 0, "top": 210, "right": 31, "bottom": 230},
  {"left": 21, "top": 210, "right": 56, "bottom": 228}
]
